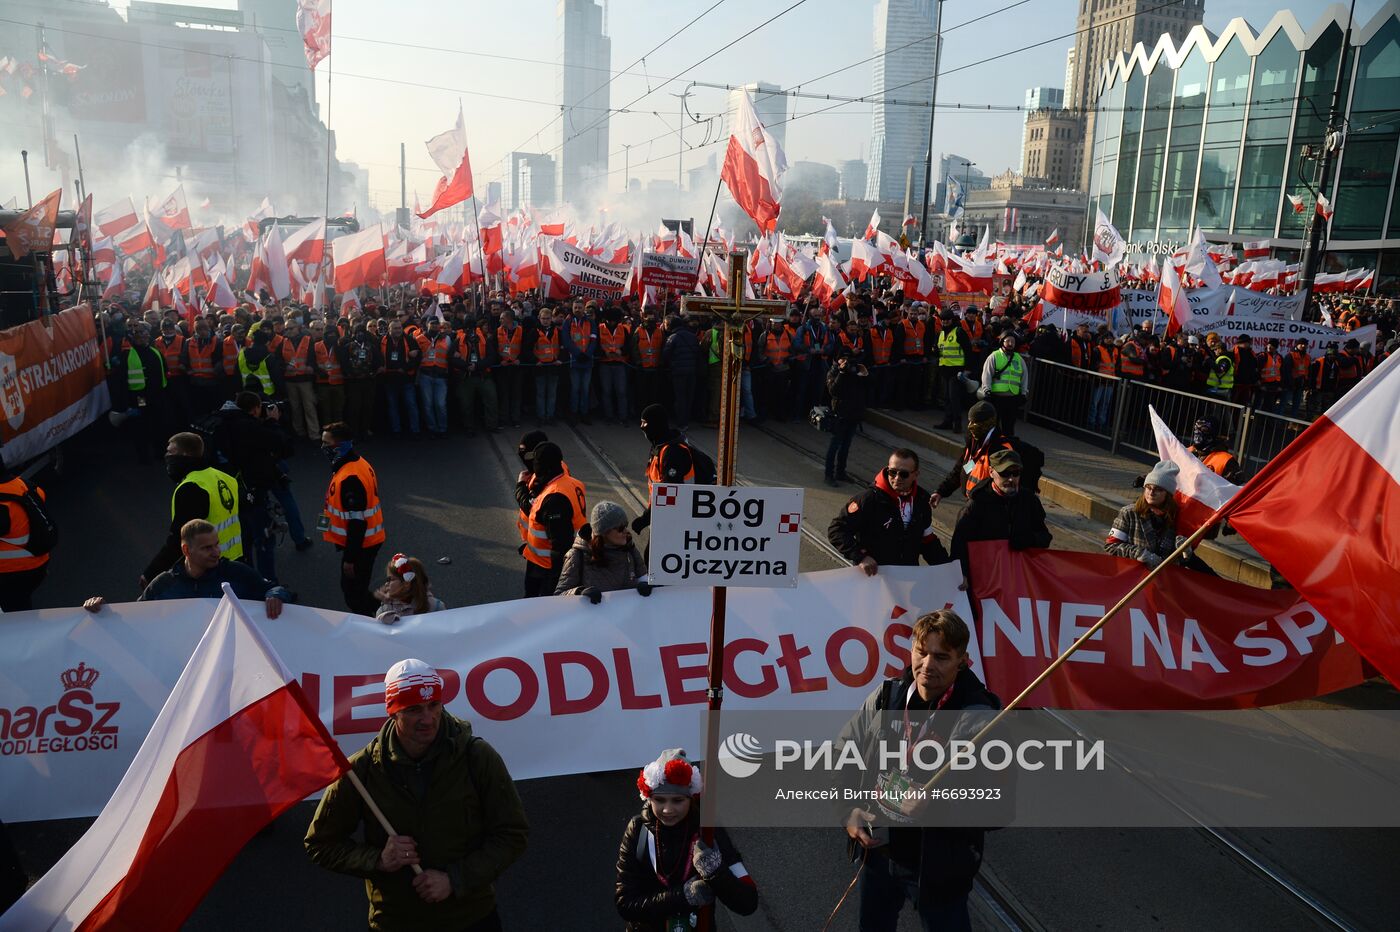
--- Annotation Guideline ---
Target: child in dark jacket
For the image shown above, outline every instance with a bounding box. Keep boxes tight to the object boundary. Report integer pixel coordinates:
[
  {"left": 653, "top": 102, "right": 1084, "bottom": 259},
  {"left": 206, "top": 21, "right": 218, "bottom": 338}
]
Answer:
[{"left": 614, "top": 748, "right": 758, "bottom": 931}]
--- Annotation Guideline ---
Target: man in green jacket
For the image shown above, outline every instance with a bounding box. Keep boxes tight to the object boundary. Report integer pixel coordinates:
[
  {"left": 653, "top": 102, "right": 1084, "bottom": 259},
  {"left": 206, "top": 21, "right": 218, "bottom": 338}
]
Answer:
[{"left": 304, "top": 659, "right": 529, "bottom": 930}]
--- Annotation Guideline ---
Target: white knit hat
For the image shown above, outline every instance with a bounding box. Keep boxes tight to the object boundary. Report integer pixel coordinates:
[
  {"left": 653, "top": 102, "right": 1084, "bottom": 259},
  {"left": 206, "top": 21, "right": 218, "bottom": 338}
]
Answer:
[{"left": 384, "top": 658, "right": 443, "bottom": 715}]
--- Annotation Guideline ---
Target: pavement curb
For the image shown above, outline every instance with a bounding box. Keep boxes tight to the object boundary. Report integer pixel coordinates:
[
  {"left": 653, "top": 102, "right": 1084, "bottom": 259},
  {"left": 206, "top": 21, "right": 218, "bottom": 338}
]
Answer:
[{"left": 864, "top": 409, "right": 1275, "bottom": 588}]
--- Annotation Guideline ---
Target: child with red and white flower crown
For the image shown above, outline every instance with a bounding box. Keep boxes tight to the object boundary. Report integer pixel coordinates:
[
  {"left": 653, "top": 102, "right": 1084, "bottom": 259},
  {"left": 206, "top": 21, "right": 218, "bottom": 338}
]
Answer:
[{"left": 614, "top": 748, "right": 758, "bottom": 931}]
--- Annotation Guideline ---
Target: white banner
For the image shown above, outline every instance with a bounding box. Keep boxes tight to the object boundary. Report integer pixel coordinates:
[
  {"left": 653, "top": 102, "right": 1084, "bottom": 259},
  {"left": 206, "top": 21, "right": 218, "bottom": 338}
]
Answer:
[{"left": 0, "top": 566, "right": 968, "bottom": 822}]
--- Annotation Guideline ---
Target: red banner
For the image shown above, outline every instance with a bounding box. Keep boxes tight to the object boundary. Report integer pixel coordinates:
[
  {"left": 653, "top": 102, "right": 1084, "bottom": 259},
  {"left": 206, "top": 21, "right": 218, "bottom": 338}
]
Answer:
[
  {"left": 0, "top": 306, "right": 111, "bottom": 465},
  {"left": 966, "top": 542, "right": 1366, "bottom": 709}
]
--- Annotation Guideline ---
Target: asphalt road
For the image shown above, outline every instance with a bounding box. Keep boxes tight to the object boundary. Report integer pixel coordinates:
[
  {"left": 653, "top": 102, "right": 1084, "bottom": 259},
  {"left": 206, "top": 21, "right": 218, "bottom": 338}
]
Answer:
[{"left": 7, "top": 413, "right": 1399, "bottom": 930}]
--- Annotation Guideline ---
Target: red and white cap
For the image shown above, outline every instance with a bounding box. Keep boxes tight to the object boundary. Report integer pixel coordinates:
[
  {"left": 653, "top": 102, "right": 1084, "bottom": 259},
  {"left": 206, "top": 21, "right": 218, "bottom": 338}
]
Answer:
[
  {"left": 636, "top": 747, "right": 703, "bottom": 800},
  {"left": 384, "top": 658, "right": 443, "bottom": 715}
]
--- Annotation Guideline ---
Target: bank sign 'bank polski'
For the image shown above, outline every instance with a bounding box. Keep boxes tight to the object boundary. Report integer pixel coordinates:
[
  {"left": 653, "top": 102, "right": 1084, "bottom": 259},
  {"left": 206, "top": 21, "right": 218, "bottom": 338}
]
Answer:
[{"left": 649, "top": 484, "right": 804, "bottom": 588}]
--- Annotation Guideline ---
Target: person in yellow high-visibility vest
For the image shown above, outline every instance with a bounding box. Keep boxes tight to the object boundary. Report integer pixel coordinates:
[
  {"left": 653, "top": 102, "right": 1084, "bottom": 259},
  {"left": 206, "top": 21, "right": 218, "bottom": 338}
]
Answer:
[
  {"left": 979, "top": 332, "right": 1028, "bottom": 435},
  {"left": 142, "top": 432, "right": 243, "bottom": 590}
]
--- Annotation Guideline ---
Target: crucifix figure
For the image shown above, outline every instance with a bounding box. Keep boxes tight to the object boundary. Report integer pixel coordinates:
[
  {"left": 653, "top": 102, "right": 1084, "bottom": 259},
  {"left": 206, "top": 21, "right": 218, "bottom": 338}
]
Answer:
[{"left": 679, "top": 249, "right": 787, "bottom": 850}]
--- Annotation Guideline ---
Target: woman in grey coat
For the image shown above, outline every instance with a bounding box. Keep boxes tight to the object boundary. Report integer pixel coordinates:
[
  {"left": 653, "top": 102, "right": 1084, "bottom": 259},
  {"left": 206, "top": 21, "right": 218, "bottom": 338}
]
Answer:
[{"left": 555, "top": 500, "right": 653, "bottom": 602}]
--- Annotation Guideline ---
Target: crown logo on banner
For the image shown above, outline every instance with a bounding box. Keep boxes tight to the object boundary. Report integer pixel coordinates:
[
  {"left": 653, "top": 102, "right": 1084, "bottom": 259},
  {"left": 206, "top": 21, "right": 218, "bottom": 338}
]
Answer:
[{"left": 61, "top": 662, "right": 100, "bottom": 691}]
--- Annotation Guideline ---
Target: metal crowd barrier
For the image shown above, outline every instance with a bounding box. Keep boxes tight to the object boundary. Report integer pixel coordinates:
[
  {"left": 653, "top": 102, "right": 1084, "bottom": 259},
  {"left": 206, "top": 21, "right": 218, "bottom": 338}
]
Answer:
[{"left": 1025, "top": 358, "right": 1313, "bottom": 478}]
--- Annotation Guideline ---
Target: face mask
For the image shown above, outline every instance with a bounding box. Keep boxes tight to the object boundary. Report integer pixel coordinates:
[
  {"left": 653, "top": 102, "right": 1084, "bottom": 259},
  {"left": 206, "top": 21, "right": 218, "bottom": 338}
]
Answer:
[
  {"left": 164, "top": 454, "right": 198, "bottom": 482},
  {"left": 322, "top": 440, "right": 351, "bottom": 461}
]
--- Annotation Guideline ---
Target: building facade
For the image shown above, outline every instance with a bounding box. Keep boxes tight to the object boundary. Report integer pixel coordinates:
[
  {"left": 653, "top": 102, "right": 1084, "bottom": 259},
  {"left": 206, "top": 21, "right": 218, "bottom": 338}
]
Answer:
[
  {"left": 1020, "top": 87, "right": 1065, "bottom": 173},
  {"left": 1022, "top": 108, "right": 1082, "bottom": 189},
  {"left": 557, "top": 0, "right": 611, "bottom": 207},
  {"left": 838, "top": 159, "right": 869, "bottom": 200},
  {"left": 1086, "top": 6, "right": 1400, "bottom": 287},
  {"left": 960, "top": 171, "right": 1087, "bottom": 252},
  {"left": 866, "top": 0, "right": 939, "bottom": 205},
  {"left": 505, "top": 152, "right": 556, "bottom": 210},
  {"left": 786, "top": 161, "right": 841, "bottom": 201},
  {"left": 1073, "top": 0, "right": 1205, "bottom": 189}
]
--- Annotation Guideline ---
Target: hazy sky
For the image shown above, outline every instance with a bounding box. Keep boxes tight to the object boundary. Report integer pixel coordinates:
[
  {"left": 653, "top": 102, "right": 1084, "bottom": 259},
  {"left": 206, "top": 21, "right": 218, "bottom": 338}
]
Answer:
[{"left": 83, "top": 0, "right": 1400, "bottom": 213}]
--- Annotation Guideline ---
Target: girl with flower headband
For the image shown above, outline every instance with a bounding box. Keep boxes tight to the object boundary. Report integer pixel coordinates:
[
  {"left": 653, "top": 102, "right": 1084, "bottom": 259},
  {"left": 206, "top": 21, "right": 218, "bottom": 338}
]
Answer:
[
  {"left": 373, "top": 553, "right": 445, "bottom": 624},
  {"left": 614, "top": 748, "right": 758, "bottom": 931}
]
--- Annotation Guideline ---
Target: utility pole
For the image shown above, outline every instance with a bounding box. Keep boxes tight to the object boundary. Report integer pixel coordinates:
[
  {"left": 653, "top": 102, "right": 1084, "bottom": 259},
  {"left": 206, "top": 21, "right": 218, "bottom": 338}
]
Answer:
[
  {"left": 669, "top": 83, "right": 695, "bottom": 191},
  {"left": 917, "top": 1, "right": 945, "bottom": 250},
  {"left": 1296, "top": 0, "right": 1358, "bottom": 313}
]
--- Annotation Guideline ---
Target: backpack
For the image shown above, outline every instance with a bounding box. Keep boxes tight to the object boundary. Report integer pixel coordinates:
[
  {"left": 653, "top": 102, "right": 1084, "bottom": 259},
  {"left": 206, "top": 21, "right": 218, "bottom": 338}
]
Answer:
[
  {"left": 0, "top": 486, "right": 58, "bottom": 556},
  {"left": 1007, "top": 437, "right": 1044, "bottom": 495},
  {"left": 686, "top": 443, "right": 718, "bottom": 485},
  {"left": 190, "top": 411, "right": 233, "bottom": 467}
]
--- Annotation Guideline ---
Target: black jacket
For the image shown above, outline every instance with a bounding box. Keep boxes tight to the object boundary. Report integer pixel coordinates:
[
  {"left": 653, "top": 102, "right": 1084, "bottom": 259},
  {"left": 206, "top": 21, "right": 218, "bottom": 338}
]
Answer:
[
  {"left": 662, "top": 327, "right": 701, "bottom": 374},
  {"left": 836, "top": 667, "right": 1003, "bottom": 906},
  {"left": 219, "top": 406, "right": 293, "bottom": 493},
  {"left": 826, "top": 360, "right": 868, "bottom": 420},
  {"left": 614, "top": 807, "right": 757, "bottom": 931},
  {"left": 950, "top": 478, "right": 1053, "bottom": 574},
  {"left": 828, "top": 470, "right": 948, "bottom": 568}
]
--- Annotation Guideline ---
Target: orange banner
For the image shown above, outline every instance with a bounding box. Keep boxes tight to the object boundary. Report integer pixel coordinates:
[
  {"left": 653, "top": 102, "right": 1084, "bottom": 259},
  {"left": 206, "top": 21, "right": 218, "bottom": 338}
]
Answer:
[{"left": 0, "top": 306, "right": 110, "bottom": 465}]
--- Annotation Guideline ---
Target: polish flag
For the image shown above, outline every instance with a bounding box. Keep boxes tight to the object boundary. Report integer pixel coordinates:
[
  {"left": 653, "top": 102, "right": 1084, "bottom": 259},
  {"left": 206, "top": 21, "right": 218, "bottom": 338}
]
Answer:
[
  {"left": 846, "top": 236, "right": 885, "bottom": 282},
  {"left": 0, "top": 590, "right": 349, "bottom": 931},
  {"left": 819, "top": 217, "right": 839, "bottom": 256},
  {"left": 243, "top": 196, "right": 276, "bottom": 243},
  {"left": 95, "top": 197, "right": 140, "bottom": 238},
  {"left": 773, "top": 251, "right": 808, "bottom": 297},
  {"left": 1158, "top": 258, "right": 1191, "bottom": 338},
  {"left": 297, "top": 0, "right": 332, "bottom": 70},
  {"left": 1286, "top": 194, "right": 1306, "bottom": 214},
  {"left": 333, "top": 223, "right": 386, "bottom": 292},
  {"left": 1217, "top": 352, "right": 1400, "bottom": 686},
  {"left": 1044, "top": 229, "right": 1060, "bottom": 249},
  {"left": 154, "top": 184, "right": 192, "bottom": 232},
  {"left": 1241, "top": 240, "right": 1269, "bottom": 260},
  {"left": 721, "top": 90, "right": 787, "bottom": 233},
  {"left": 282, "top": 217, "right": 327, "bottom": 266},
  {"left": 812, "top": 251, "right": 848, "bottom": 307},
  {"left": 1350, "top": 268, "right": 1374, "bottom": 292},
  {"left": 419, "top": 106, "right": 474, "bottom": 219},
  {"left": 1148, "top": 406, "right": 1239, "bottom": 534},
  {"left": 1316, "top": 194, "right": 1333, "bottom": 221},
  {"left": 101, "top": 251, "right": 124, "bottom": 299},
  {"left": 247, "top": 226, "right": 292, "bottom": 300},
  {"left": 863, "top": 209, "right": 881, "bottom": 240}
]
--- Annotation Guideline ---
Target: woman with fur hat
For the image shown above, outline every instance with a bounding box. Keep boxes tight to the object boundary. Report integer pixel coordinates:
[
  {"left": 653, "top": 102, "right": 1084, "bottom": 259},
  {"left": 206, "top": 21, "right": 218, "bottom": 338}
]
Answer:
[
  {"left": 615, "top": 748, "right": 758, "bottom": 931},
  {"left": 555, "top": 500, "right": 652, "bottom": 601}
]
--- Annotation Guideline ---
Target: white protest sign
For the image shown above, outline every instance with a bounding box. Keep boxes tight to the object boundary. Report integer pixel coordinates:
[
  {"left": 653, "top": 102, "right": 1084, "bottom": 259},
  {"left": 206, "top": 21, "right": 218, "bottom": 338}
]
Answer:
[
  {"left": 639, "top": 252, "right": 700, "bottom": 289},
  {"left": 648, "top": 484, "right": 804, "bottom": 588}
]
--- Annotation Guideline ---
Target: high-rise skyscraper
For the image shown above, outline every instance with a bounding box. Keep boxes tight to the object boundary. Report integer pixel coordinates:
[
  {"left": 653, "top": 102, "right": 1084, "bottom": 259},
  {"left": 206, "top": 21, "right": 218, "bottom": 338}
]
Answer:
[
  {"left": 838, "top": 160, "right": 868, "bottom": 200},
  {"left": 557, "top": 0, "right": 611, "bottom": 207},
  {"left": 726, "top": 83, "right": 787, "bottom": 151},
  {"left": 865, "top": 0, "right": 939, "bottom": 205}
]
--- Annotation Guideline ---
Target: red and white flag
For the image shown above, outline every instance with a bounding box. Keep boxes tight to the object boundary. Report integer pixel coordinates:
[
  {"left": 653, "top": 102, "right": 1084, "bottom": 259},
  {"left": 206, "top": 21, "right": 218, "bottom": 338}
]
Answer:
[
  {"left": 333, "top": 222, "right": 386, "bottom": 292},
  {"left": 154, "top": 184, "right": 192, "bottom": 232},
  {"left": 297, "top": 0, "right": 332, "bottom": 70},
  {"left": 1158, "top": 257, "right": 1191, "bottom": 338},
  {"left": 812, "top": 251, "right": 848, "bottom": 307},
  {"left": 819, "top": 217, "right": 839, "bottom": 256},
  {"left": 1242, "top": 240, "right": 1269, "bottom": 259},
  {"left": 863, "top": 209, "right": 881, "bottom": 240},
  {"left": 247, "top": 225, "right": 292, "bottom": 300},
  {"left": 846, "top": 236, "right": 885, "bottom": 282},
  {"left": 282, "top": 217, "right": 327, "bottom": 266},
  {"left": 1316, "top": 194, "right": 1333, "bottom": 221},
  {"left": 1148, "top": 406, "right": 1239, "bottom": 533},
  {"left": 419, "top": 105, "right": 474, "bottom": 220},
  {"left": 720, "top": 90, "right": 787, "bottom": 233},
  {"left": 0, "top": 590, "right": 349, "bottom": 931},
  {"left": 1217, "top": 352, "right": 1400, "bottom": 687},
  {"left": 1286, "top": 194, "right": 1306, "bottom": 214},
  {"left": 1044, "top": 229, "right": 1060, "bottom": 249},
  {"left": 95, "top": 197, "right": 139, "bottom": 238},
  {"left": 100, "top": 251, "right": 124, "bottom": 300}
]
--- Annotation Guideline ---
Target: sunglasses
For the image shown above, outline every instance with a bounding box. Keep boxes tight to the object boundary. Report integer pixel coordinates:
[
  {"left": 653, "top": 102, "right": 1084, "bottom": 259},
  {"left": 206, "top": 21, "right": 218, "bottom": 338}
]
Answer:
[
  {"left": 885, "top": 468, "right": 914, "bottom": 479},
  {"left": 997, "top": 469, "right": 1022, "bottom": 479}
]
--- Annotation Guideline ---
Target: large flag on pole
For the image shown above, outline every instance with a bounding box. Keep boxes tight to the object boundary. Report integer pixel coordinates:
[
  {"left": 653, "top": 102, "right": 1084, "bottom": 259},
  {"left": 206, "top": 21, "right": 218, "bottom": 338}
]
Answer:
[
  {"left": 0, "top": 589, "right": 349, "bottom": 931},
  {"left": 296, "top": 0, "right": 332, "bottom": 70},
  {"left": 720, "top": 90, "right": 787, "bottom": 233},
  {"left": 1149, "top": 406, "right": 1239, "bottom": 533},
  {"left": 1216, "top": 353, "right": 1400, "bottom": 686},
  {"left": 419, "top": 105, "right": 474, "bottom": 220},
  {"left": 1158, "top": 257, "right": 1191, "bottom": 338},
  {"left": 2, "top": 188, "right": 61, "bottom": 260}
]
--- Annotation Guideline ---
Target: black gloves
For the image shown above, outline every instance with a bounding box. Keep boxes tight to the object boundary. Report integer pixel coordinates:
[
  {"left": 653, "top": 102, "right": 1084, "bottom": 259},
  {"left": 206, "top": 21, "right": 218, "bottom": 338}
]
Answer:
[
  {"left": 579, "top": 586, "right": 603, "bottom": 605},
  {"left": 636, "top": 581, "right": 653, "bottom": 597},
  {"left": 631, "top": 513, "right": 649, "bottom": 534}
]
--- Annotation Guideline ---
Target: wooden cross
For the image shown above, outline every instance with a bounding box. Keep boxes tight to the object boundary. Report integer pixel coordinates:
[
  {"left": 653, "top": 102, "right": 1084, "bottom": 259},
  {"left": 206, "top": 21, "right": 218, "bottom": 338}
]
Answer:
[{"left": 681, "top": 250, "right": 787, "bottom": 484}]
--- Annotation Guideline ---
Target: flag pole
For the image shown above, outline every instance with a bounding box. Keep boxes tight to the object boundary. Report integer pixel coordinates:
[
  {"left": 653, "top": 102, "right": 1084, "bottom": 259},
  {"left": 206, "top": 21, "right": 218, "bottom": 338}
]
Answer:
[
  {"left": 917, "top": 512, "right": 1224, "bottom": 793},
  {"left": 344, "top": 770, "right": 424, "bottom": 876},
  {"left": 693, "top": 176, "right": 724, "bottom": 294}
]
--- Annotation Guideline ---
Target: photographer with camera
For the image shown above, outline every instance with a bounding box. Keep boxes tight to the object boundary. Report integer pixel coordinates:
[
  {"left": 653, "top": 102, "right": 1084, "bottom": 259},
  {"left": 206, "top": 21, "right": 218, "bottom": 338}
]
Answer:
[{"left": 823, "top": 347, "right": 868, "bottom": 486}]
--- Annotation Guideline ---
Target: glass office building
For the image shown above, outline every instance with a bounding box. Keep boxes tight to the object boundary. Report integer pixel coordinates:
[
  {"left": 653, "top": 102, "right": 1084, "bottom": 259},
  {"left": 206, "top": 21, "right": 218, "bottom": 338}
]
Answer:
[{"left": 1085, "top": 6, "right": 1400, "bottom": 286}]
